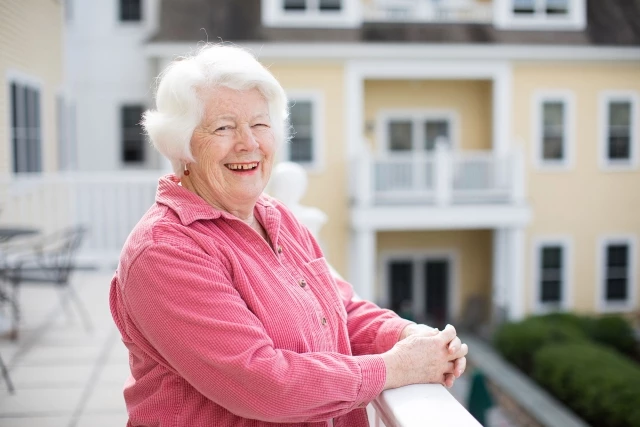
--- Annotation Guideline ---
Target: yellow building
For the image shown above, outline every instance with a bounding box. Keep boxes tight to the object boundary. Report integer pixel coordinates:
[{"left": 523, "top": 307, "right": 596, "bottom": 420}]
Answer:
[
  {"left": 0, "top": 0, "right": 66, "bottom": 175},
  {"left": 145, "top": 0, "right": 640, "bottom": 325}
]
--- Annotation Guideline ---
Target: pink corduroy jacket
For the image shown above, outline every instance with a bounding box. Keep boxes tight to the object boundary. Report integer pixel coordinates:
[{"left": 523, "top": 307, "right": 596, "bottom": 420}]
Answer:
[{"left": 109, "top": 175, "right": 412, "bottom": 426}]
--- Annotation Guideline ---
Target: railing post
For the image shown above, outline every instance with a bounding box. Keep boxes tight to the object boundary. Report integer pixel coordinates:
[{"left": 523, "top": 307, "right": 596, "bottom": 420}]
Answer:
[
  {"left": 511, "top": 141, "right": 525, "bottom": 205},
  {"left": 434, "top": 137, "right": 452, "bottom": 206}
]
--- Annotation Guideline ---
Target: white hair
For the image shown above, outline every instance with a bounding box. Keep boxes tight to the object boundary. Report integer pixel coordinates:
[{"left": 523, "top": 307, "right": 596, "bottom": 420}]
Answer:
[{"left": 142, "top": 44, "right": 289, "bottom": 176}]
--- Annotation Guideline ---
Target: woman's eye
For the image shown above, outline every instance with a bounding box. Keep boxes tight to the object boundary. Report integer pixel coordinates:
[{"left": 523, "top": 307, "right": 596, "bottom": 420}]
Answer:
[
  {"left": 216, "top": 126, "right": 232, "bottom": 132},
  {"left": 252, "top": 123, "right": 269, "bottom": 128}
]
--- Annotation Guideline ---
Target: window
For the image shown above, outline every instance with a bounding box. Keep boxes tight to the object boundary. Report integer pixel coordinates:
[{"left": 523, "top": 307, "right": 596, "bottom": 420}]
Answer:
[
  {"left": 283, "top": 0, "right": 342, "bottom": 12},
  {"left": 542, "top": 102, "right": 564, "bottom": 160},
  {"left": 605, "top": 244, "right": 629, "bottom": 302},
  {"left": 262, "top": 0, "right": 355, "bottom": 28},
  {"left": 608, "top": 102, "right": 632, "bottom": 160},
  {"left": 533, "top": 92, "right": 573, "bottom": 169},
  {"left": 288, "top": 101, "right": 313, "bottom": 162},
  {"left": 496, "top": 0, "right": 585, "bottom": 30},
  {"left": 10, "top": 82, "right": 42, "bottom": 173},
  {"left": 513, "top": 0, "right": 568, "bottom": 16},
  {"left": 533, "top": 238, "right": 571, "bottom": 312},
  {"left": 539, "top": 246, "right": 563, "bottom": 303},
  {"left": 382, "top": 112, "right": 454, "bottom": 154},
  {"left": 120, "top": 0, "right": 142, "bottom": 22},
  {"left": 121, "top": 105, "right": 145, "bottom": 164},
  {"left": 599, "top": 92, "right": 638, "bottom": 170},
  {"left": 599, "top": 237, "right": 636, "bottom": 312},
  {"left": 286, "top": 93, "right": 322, "bottom": 170}
]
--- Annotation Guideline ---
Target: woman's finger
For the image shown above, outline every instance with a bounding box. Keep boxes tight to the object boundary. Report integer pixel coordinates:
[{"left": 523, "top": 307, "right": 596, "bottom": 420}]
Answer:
[
  {"left": 449, "top": 343, "right": 469, "bottom": 360},
  {"left": 454, "top": 357, "right": 467, "bottom": 377},
  {"left": 448, "top": 336, "right": 461, "bottom": 354},
  {"left": 443, "top": 373, "right": 456, "bottom": 388}
]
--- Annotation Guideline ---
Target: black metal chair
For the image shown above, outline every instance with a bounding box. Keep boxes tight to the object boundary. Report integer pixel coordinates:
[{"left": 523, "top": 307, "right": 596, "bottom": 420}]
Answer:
[
  {"left": 0, "top": 353, "right": 14, "bottom": 393},
  {"left": 0, "top": 225, "right": 90, "bottom": 341}
]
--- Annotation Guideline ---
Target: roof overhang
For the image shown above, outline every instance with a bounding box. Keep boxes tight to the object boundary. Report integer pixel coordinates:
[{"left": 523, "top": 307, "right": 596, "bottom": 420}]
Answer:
[{"left": 144, "top": 42, "right": 640, "bottom": 62}]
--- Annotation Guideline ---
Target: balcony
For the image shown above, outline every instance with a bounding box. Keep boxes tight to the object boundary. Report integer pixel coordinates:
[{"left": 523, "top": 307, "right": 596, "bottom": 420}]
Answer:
[
  {"left": 363, "top": 0, "right": 494, "bottom": 24},
  {"left": 350, "top": 141, "right": 529, "bottom": 230}
]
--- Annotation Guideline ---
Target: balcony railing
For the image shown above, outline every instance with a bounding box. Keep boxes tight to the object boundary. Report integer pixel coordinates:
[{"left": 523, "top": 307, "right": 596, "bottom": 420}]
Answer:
[
  {"left": 369, "top": 383, "right": 482, "bottom": 426},
  {"left": 362, "top": 0, "right": 494, "bottom": 23},
  {"left": 0, "top": 171, "right": 160, "bottom": 266},
  {"left": 353, "top": 142, "right": 525, "bottom": 207}
]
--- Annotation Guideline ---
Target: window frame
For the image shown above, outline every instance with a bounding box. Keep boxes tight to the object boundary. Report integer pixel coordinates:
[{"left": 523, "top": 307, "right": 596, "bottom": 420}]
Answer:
[
  {"left": 284, "top": 91, "right": 324, "bottom": 173},
  {"left": 6, "top": 70, "right": 44, "bottom": 174},
  {"left": 494, "top": 0, "right": 586, "bottom": 31},
  {"left": 532, "top": 90, "right": 574, "bottom": 171},
  {"left": 261, "top": 0, "right": 359, "bottom": 28},
  {"left": 532, "top": 236, "right": 572, "bottom": 313},
  {"left": 599, "top": 91, "right": 639, "bottom": 171},
  {"left": 597, "top": 235, "right": 637, "bottom": 313},
  {"left": 378, "top": 109, "right": 459, "bottom": 156}
]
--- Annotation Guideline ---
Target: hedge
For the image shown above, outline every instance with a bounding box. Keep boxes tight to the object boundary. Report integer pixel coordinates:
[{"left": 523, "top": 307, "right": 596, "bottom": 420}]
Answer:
[
  {"left": 493, "top": 317, "right": 587, "bottom": 374},
  {"left": 534, "top": 313, "right": 638, "bottom": 358},
  {"left": 533, "top": 343, "right": 640, "bottom": 427}
]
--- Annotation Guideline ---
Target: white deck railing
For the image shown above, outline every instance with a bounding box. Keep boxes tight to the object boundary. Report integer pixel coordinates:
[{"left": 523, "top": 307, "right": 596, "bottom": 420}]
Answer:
[
  {"left": 0, "top": 171, "right": 161, "bottom": 267},
  {"left": 368, "top": 384, "right": 482, "bottom": 426},
  {"left": 354, "top": 143, "right": 524, "bottom": 207},
  {"left": 363, "top": 0, "right": 494, "bottom": 24}
]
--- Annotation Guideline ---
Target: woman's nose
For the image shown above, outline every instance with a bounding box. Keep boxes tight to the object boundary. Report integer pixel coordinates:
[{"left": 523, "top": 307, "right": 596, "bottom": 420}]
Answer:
[{"left": 235, "top": 125, "right": 259, "bottom": 151}]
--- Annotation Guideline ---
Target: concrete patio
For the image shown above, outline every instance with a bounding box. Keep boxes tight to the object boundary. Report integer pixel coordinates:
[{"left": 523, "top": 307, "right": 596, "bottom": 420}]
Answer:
[{"left": 0, "top": 271, "right": 128, "bottom": 427}]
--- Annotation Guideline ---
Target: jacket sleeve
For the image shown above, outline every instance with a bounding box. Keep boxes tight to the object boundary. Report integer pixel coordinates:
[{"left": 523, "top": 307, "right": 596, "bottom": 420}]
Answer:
[{"left": 119, "top": 242, "right": 386, "bottom": 423}]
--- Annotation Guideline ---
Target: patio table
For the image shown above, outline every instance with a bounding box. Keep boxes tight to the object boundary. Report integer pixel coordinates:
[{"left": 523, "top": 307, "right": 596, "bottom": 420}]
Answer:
[{"left": 0, "top": 227, "right": 39, "bottom": 243}]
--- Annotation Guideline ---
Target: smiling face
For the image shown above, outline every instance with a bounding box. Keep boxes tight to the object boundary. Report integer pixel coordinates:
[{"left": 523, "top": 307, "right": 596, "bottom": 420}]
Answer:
[{"left": 184, "top": 86, "right": 276, "bottom": 217}]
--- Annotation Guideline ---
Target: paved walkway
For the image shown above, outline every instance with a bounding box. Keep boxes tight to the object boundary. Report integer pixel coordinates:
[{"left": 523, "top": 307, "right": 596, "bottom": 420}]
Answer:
[{"left": 0, "top": 272, "right": 128, "bottom": 427}]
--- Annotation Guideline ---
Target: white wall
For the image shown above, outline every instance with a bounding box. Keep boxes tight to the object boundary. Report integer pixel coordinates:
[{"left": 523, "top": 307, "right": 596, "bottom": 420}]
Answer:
[{"left": 65, "top": 0, "right": 163, "bottom": 171}]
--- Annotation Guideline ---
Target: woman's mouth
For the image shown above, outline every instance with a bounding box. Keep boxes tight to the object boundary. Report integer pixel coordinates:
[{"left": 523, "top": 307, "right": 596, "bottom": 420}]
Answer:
[{"left": 225, "top": 162, "right": 259, "bottom": 173}]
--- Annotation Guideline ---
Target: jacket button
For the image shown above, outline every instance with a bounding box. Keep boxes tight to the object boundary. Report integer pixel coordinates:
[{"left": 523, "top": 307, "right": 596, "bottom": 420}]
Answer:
[
  {"left": 321, "top": 317, "right": 327, "bottom": 326},
  {"left": 299, "top": 279, "right": 307, "bottom": 288},
  {"left": 277, "top": 245, "right": 283, "bottom": 254}
]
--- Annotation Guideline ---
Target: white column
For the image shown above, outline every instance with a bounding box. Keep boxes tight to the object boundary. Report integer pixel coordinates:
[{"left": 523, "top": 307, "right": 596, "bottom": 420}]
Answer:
[
  {"left": 351, "top": 228, "right": 376, "bottom": 302},
  {"left": 506, "top": 227, "right": 526, "bottom": 321},
  {"left": 511, "top": 141, "right": 525, "bottom": 205},
  {"left": 359, "top": 144, "right": 373, "bottom": 207},
  {"left": 492, "top": 228, "right": 508, "bottom": 323}
]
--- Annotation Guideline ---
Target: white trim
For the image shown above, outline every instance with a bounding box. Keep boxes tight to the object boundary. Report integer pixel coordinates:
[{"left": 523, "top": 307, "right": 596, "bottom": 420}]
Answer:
[
  {"left": 380, "top": 250, "right": 459, "bottom": 322},
  {"left": 531, "top": 236, "right": 572, "bottom": 313},
  {"left": 596, "top": 235, "right": 637, "bottom": 313},
  {"left": 377, "top": 110, "right": 460, "bottom": 155},
  {"left": 351, "top": 205, "right": 532, "bottom": 231},
  {"left": 284, "top": 90, "right": 324, "bottom": 173},
  {"left": 598, "top": 91, "right": 639, "bottom": 171},
  {"left": 5, "top": 69, "right": 45, "bottom": 175},
  {"left": 145, "top": 43, "right": 640, "bottom": 62},
  {"left": 494, "top": 0, "right": 586, "bottom": 31},
  {"left": 261, "top": 0, "right": 360, "bottom": 28},
  {"left": 532, "top": 90, "right": 575, "bottom": 171}
]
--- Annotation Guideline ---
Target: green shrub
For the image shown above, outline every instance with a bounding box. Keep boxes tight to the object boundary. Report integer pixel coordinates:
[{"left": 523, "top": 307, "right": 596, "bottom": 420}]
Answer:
[
  {"left": 588, "top": 315, "right": 638, "bottom": 358},
  {"left": 534, "top": 313, "right": 638, "bottom": 359},
  {"left": 533, "top": 343, "right": 640, "bottom": 427},
  {"left": 493, "top": 317, "right": 587, "bottom": 374}
]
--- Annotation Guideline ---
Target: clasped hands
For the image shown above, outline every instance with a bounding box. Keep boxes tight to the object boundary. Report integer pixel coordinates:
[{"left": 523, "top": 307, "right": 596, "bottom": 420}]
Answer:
[{"left": 381, "top": 323, "right": 468, "bottom": 390}]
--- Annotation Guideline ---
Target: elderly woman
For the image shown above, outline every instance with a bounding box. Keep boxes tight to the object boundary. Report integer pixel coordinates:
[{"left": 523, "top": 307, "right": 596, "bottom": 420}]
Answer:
[{"left": 110, "top": 45, "right": 468, "bottom": 427}]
